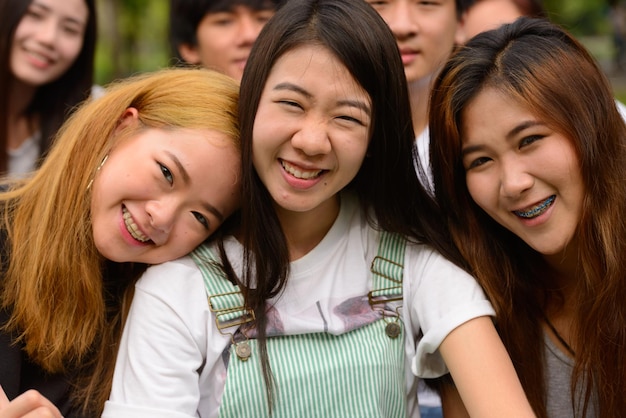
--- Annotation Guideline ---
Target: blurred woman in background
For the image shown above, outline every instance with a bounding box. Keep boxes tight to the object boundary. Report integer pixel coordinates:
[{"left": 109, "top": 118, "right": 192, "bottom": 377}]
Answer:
[{"left": 0, "top": 0, "right": 97, "bottom": 177}]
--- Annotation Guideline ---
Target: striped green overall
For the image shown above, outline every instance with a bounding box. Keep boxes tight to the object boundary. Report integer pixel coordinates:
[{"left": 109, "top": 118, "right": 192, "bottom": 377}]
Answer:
[{"left": 191, "top": 232, "right": 407, "bottom": 418}]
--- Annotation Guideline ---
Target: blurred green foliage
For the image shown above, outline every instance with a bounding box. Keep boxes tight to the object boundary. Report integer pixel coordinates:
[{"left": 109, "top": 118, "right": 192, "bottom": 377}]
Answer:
[
  {"left": 545, "top": 0, "right": 612, "bottom": 35},
  {"left": 94, "top": 0, "right": 170, "bottom": 85}
]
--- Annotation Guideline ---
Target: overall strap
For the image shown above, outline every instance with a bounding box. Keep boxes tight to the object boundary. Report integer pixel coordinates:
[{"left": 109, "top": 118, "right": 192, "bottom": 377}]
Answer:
[
  {"left": 368, "top": 231, "right": 406, "bottom": 339},
  {"left": 369, "top": 231, "right": 405, "bottom": 302},
  {"left": 217, "top": 231, "right": 409, "bottom": 418},
  {"left": 190, "top": 245, "right": 254, "bottom": 346}
]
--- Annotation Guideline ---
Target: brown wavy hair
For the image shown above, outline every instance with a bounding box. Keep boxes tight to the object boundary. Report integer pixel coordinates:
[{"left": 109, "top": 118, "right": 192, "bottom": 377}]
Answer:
[{"left": 429, "top": 18, "right": 626, "bottom": 417}]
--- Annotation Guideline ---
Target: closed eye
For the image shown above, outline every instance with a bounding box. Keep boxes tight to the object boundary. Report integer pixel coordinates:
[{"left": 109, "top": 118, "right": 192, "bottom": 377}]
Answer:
[
  {"left": 255, "top": 11, "right": 274, "bottom": 23},
  {"left": 159, "top": 162, "right": 173, "bottom": 184},
  {"left": 25, "top": 9, "right": 45, "bottom": 19},
  {"left": 62, "top": 24, "right": 83, "bottom": 36},
  {"left": 337, "top": 115, "right": 366, "bottom": 126},
  {"left": 278, "top": 100, "right": 303, "bottom": 110}
]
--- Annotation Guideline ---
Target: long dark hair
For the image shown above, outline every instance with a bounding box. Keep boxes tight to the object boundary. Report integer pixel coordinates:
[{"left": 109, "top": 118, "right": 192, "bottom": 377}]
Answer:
[
  {"left": 223, "top": 0, "right": 465, "bottom": 408},
  {"left": 0, "top": 0, "right": 97, "bottom": 173},
  {"left": 430, "top": 17, "right": 626, "bottom": 416}
]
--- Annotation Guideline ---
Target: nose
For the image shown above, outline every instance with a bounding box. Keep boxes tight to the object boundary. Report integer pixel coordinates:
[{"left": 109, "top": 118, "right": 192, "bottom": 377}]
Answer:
[
  {"left": 290, "top": 117, "right": 332, "bottom": 156},
  {"left": 499, "top": 159, "right": 534, "bottom": 198},
  {"left": 145, "top": 199, "right": 177, "bottom": 238},
  {"left": 238, "top": 16, "right": 261, "bottom": 45},
  {"left": 385, "top": 1, "right": 419, "bottom": 39},
  {"left": 35, "top": 18, "right": 60, "bottom": 47}
]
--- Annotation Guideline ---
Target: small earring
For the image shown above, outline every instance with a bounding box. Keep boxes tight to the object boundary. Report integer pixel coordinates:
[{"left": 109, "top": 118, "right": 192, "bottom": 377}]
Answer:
[
  {"left": 87, "top": 155, "right": 109, "bottom": 190},
  {"left": 98, "top": 154, "right": 109, "bottom": 170}
]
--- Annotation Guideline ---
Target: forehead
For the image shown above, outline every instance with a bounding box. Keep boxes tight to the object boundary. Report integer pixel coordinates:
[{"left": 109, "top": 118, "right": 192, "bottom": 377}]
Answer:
[
  {"left": 462, "top": 87, "right": 531, "bottom": 136},
  {"left": 26, "top": 0, "right": 89, "bottom": 22},
  {"left": 268, "top": 45, "right": 366, "bottom": 93}
]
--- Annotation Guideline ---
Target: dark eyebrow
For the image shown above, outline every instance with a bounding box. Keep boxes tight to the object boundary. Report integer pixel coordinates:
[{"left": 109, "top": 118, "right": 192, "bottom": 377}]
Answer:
[
  {"left": 461, "top": 120, "right": 543, "bottom": 158},
  {"left": 273, "top": 82, "right": 371, "bottom": 116},
  {"left": 506, "top": 120, "right": 542, "bottom": 140},
  {"left": 338, "top": 99, "right": 371, "bottom": 117},
  {"left": 273, "top": 82, "right": 312, "bottom": 98},
  {"left": 166, "top": 151, "right": 225, "bottom": 222},
  {"left": 30, "top": 1, "right": 50, "bottom": 11}
]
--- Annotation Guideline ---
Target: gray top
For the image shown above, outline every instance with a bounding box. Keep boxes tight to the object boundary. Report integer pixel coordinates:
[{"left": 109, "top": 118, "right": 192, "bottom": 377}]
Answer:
[{"left": 544, "top": 333, "right": 596, "bottom": 417}]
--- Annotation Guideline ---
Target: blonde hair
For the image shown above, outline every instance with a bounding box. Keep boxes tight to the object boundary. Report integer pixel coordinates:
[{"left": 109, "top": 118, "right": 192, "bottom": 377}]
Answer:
[{"left": 0, "top": 67, "right": 239, "bottom": 414}]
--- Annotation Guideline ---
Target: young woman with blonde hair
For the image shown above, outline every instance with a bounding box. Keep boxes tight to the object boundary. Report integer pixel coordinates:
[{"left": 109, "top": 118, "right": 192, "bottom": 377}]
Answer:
[{"left": 0, "top": 67, "right": 242, "bottom": 417}]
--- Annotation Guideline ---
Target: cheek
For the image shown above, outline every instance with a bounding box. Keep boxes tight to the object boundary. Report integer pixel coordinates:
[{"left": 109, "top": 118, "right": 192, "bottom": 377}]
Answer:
[
  {"left": 12, "top": 20, "right": 32, "bottom": 42},
  {"left": 466, "top": 174, "right": 492, "bottom": 211},
  {"left": 346, "top": 147, "right": 367, "bottom": 175},
  {"left": 251, "top": 125, "right": 274, "bottom": 167},
  {"left": 60, "top": 37, "right": 84, "bottom": 63},
  {"left": 172, "top": 228, "right": 211, "bottom": 256}
]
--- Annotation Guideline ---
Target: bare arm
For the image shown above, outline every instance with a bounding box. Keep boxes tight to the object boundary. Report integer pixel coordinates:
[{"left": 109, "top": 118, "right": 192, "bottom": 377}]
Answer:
[
  {"left": 0, "top": 386, "right": 63, "bottom": 418},
  {"left": 440, "top": 380, "right": 470, "bottom": 418},
  {"left": 439, "top": 316, "right": 536, "bottom": 417}
]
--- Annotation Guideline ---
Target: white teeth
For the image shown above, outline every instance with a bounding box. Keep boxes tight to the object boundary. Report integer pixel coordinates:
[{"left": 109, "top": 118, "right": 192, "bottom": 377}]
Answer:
[
  {"left": 281, "top": 160, "right": 322, "bottom": 179},
  {"left": 122, "top": 207, "right": 150, "bottom": 242}
]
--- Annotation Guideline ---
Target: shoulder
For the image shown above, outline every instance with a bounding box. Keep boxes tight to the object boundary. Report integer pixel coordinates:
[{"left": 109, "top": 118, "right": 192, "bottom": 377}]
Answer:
[
  {"left": 135, "top": 256, "right": 206, "bottom": 303},
  {"left": 404, "top": 243, "right": 487, "bottom": 302},
  {"left": 404, "top": 243, "right": 470, "bottom": 277}
]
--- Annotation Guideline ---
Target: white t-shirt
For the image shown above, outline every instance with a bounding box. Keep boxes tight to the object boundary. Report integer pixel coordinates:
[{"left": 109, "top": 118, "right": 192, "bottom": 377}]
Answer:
[
  {"left": 103, "top": 192, "right": 494, "bottom": 418},
  {"left": 8, "top": 131, "right": 40, "bottom": 177}
]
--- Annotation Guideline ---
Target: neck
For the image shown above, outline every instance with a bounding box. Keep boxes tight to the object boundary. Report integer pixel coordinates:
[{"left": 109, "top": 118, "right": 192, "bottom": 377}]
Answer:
[
  {"left": 543, "top": 235, "right": 580, "bottom": 289},
  {"left": 8, "top": 80, "right": 38, "bottom": 150},
  {"left": 9, "top": 79, "right": 37, "bottom": 116},
  {"left": 407, "top": 76, "right": 433, "bottom": 137},
  {"left": 276, "top": 195, "right": 340, "bottom": 261},
  {"left": 541, "top": 237, "right": 580, "bottom": 356}
]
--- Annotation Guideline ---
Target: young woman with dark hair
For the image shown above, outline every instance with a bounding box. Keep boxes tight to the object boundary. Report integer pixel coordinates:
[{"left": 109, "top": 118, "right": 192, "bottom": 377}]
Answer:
[
  {"left": 104, "top": 1, "right": 536, "bottom": 417},
  {"left": 0, "top": 0, "right": 98, "bottom": 176}
]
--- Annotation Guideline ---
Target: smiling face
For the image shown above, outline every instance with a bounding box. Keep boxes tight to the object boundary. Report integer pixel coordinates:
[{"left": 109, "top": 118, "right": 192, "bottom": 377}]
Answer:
[
  {"left": 178, "top": 5, "right": 274, "bottom": 82},
  {"left": 90, "top": 125, "right": 241, "bottom": 264},
  {"left": 10, "top": 0, "right": 88, "bottom": 87},
  {"left": 461, "top": 87, "right": 584, "bottom": 258},
  {"left": 252, "top": 44, "right": 371, "bottom": 222},
  {"left": 365, "top": 0, "right": 459, "bottom": 85}
]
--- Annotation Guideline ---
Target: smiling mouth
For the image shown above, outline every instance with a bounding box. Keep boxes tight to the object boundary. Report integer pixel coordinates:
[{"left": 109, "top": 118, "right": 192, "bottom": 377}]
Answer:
[
  {"left": 122, "top": 207, "right": 151, "bottom": 242},
  {"left": 25, "top": 48, "right": 53, "bottom": 65},
  {"left": 281, "top": 160, "right": 324, "bottom": 180},
  {"left": 513, "top": 195, "right": 556, "bottom": 219}
]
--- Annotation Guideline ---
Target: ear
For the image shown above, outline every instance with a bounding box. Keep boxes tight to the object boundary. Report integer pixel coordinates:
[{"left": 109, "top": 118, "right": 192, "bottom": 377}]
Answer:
[
  {"left": 115, "top": 107, "right": 139, "bottom": 134},
  {"left": 178, "top": 43, "right": 202, "bottom": 65}
]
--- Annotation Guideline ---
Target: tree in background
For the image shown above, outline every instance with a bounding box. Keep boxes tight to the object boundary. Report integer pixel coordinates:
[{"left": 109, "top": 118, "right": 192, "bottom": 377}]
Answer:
[{"left": 95, "top": 0, "right": 169, "bottom": 85}]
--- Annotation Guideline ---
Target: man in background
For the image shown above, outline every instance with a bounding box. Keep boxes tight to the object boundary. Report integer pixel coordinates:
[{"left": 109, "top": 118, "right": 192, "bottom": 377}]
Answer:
[{"left": 170, "top": 0, "right": 281, "bottom": 81}]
